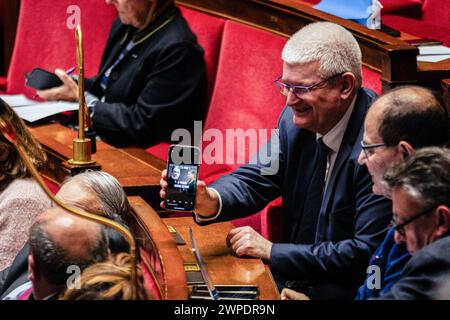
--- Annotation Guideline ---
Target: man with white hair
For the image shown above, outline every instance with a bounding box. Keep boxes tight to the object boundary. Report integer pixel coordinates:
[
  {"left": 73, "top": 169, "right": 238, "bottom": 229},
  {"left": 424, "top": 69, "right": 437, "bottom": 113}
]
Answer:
[{"left": 160, "top": 22, "right": 392, "bottom": 299}]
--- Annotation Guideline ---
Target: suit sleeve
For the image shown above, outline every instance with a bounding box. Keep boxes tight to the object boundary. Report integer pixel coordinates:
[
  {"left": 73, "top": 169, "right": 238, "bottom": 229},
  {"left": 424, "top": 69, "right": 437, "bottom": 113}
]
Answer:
[
  {"left": 207, "top": 116, "right": 286, "bottom": 222},
  {"left": 91, "top": 41, "right": 205, "bottom": 145},
  {"left": 269, "top": 162, "right": 391, "bottom": 284}
]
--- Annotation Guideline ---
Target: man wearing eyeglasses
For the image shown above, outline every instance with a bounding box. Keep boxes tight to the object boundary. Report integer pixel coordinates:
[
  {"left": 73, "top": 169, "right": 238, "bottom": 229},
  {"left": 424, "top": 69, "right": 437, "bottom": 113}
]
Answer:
[
  {"left": 378, "top": 147, "right": 450, "bottom": 299},
  {"left": 354, "top": 86, "right": 449, "bottom": 299},
  {"left": 160, "top": 22, "right": 392, "bottom": 299}
]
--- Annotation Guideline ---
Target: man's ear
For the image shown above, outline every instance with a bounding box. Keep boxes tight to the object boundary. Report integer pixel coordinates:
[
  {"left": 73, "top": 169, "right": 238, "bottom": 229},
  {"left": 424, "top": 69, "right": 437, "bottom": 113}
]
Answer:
[
  {"left": 28, "top": 254, "right": 36, "bottom": 281},
  {"left": 435, "top": 206, "right": 450, "bottom": 238},
  {"left": 0, "top": 142, "right": 10, "bottom": 161},
  {"left": 339, "top": 72, "right": 356, "bottom": 99},
  {"left": 397, "top": 141, "right": 414, "bottom": 160}
]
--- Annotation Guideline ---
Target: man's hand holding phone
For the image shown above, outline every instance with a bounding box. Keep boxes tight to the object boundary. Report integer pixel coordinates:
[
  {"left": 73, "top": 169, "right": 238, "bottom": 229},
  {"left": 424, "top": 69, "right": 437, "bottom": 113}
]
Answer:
[
  {"left": 160, "top": 144, "right": 220, "bottom": 214},
  {"left": 160, "top": 169, "right": 220, "bottom": 216}
]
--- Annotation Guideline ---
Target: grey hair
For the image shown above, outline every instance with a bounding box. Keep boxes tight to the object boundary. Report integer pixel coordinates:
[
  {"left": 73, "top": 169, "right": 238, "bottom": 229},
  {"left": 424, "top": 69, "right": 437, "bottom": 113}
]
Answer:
[
  {"left": 384, "top": 147, "right": 450, "bottom": 210},
  {"left": 282, "top": 22, "right": 362, "bottom": 87},
  {"left": 63, "top": 170, "right": 131, "bottom": 221}
]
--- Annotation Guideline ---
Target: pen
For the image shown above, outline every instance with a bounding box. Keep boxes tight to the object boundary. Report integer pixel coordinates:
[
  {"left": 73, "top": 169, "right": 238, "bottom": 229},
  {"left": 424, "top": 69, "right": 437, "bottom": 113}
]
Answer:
[{"left": 66, "top": 66, "right": 76, "bottom": 75}]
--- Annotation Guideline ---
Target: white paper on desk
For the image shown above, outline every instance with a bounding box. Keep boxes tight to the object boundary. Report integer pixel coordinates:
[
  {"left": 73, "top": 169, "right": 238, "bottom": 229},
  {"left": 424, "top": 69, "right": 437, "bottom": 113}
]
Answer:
[
  {"left": 13, "top": 101, "right": 79, "bottom": 122},
  {"left": 418, "top": 45, "right": 450, "bottom": 56},
  {"left": 0, "top": 94, "right": 39, "bottom": 107},
  {"left": 417, "top": 55, "right": 450, "bottom": 63}
]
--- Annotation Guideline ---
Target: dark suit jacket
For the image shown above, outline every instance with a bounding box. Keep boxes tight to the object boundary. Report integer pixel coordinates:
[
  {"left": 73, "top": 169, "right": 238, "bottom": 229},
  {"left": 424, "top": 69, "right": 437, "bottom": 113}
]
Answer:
[
  {"left": 86, "top": 5, "right": 207, "bottom": 147},
  {"left": 381, "top": 235, "right": 450, "bottom": 300},
  {"left": 208, "top": 88, "right": 392, "bottom": 299},
  {"left": 0, "top": 243, "right": 29, "bottom": 299}
]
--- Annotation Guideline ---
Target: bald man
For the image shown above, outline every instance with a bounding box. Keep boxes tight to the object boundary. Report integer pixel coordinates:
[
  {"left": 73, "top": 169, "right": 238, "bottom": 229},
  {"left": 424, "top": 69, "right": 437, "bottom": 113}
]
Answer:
[{"left": 3, "top": 207, "right": 108, "bottom": 300}]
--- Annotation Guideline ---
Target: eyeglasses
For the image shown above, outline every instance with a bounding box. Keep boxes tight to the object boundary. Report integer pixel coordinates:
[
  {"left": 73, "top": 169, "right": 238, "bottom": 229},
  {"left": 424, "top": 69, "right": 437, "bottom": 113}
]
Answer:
[
  {"left": 391, "top": 206, "right": 437, "bottom": 237},
  {"left": 360, "top": 140, "right": 386, "bottom": 159},
  {"left": 274, "top": 72, "right": 344, "bottom": 98}
]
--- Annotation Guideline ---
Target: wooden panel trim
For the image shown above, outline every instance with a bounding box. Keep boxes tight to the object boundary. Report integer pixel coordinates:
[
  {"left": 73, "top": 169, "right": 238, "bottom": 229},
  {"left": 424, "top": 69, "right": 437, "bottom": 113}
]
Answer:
[{"left": 129, "top": 196, "right": 188, "bottom": 300}]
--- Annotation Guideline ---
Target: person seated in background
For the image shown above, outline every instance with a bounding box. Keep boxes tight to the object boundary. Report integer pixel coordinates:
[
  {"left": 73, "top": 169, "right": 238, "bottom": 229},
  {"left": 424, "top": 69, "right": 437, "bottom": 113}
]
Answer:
[
  {"left": 281, "top": 85, "right": 449, "bottom": 300},
  {"left": 60, "top": 252, "right": 150, "bottom": 300},
  {"left": 380, "top": 147, "right": 450, "bottom": 299},
  {"left": 356, "top": 86, "right": 449, "bottom": 299},
  {"left": 160, "top": 21, "right": 392, "bottom": 300},
  {"left": 37, "top": 0, "right": 206, "bottom": 147},
  {"left": 0, "top": 170, "right": 132, "bottom": 298},
  {"left": 0, "top": 98, "right": 52, "bottom": 271},
  {"left": 2, "top": 207, "right": 109, "bottom": 300}
]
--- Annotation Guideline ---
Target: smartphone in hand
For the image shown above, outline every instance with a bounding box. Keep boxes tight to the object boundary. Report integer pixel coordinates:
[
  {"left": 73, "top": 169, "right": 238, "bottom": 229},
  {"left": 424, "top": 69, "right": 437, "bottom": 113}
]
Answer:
[
  {"left": 164, "top": 145, "right": 201, "bottom": 211},
  {"left": 25, "top": 68, "right": 64, "bottom": 90}
]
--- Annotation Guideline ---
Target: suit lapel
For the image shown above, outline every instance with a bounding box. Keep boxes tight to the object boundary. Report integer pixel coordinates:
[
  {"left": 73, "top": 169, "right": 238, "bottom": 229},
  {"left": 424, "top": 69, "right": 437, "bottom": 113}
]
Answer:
[
  {"left": 315, "top": 89, "right": 370, "bottom": 242},
  {"left": 98, "top": 30, "right": 130, "bottom": 78}
]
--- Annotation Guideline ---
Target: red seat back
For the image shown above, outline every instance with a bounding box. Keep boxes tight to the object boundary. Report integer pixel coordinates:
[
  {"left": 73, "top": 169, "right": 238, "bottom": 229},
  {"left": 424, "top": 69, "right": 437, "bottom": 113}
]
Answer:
[
  {"left": 362, "top": 66, "right": 382, "bottom": 94},
  {"left": 179, "top": 6, "right": 225, "bottom": 105},
  {"left": 6, "top": 0, "right": 116, "bottom": 96},
  {"left": 200, "top": 20, "right": 286, "bottom": 183},
  {"left": 146, "top": 7, "right": 225, "bottom": 160}
]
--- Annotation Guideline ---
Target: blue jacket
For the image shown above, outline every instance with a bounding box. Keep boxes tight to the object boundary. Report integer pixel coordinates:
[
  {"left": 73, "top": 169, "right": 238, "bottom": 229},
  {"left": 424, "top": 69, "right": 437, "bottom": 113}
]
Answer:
[
  {"left": 208, "top": 88, "right": 392, "bottom": 299},
  {"left": 355, "top": 227, "right": 411, "bottom": 299},
  {"left": 381, "top": 235, "right": 450, "bottom": 299}
]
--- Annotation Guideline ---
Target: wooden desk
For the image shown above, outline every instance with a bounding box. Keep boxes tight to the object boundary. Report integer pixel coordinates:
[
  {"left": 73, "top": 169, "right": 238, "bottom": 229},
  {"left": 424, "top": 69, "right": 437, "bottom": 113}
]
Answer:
[
  {"left": 29, "top": 123, "right": 165, "bottom": 207},
  {"left": 163, "top": 216, "right": 280, "bottom": 300}
]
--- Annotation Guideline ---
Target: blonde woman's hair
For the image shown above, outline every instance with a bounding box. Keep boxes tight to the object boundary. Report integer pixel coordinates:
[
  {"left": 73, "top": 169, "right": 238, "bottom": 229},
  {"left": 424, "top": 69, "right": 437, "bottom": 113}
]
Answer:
[
  {"left": 0, "top": 98, "right": 46, "bottom": 189},
  {"left": 60, "top": 253, "right": 151, "bottom": 300}
]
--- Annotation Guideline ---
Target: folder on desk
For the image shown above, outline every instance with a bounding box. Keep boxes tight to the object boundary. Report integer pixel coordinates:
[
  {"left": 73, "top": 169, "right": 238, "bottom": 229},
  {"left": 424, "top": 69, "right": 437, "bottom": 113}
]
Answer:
[{"left": 314, "top": 0, "right": 375, "bottom": 27}]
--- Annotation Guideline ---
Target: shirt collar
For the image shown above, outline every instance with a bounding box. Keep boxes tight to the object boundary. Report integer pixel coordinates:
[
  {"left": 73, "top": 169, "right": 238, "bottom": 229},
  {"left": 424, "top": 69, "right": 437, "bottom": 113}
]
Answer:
[{"left": 317, "top": 94, "right": 357, "bottom": 153}]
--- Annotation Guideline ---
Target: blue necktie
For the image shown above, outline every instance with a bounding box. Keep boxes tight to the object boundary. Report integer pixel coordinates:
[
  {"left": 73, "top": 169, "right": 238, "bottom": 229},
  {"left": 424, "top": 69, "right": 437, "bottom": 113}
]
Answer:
[{"left": 297, "top": 138, "right": 330, "bottom": 244}]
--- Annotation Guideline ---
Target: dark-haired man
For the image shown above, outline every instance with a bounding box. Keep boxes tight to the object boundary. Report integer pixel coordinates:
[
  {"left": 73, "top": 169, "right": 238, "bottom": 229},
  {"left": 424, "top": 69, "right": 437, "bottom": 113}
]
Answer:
[
  {"left": 3, "top": 207, "right": 108, "bottom": 300},
  {"left": 381, "top": 147, "right": 450, "bottom": 299}
]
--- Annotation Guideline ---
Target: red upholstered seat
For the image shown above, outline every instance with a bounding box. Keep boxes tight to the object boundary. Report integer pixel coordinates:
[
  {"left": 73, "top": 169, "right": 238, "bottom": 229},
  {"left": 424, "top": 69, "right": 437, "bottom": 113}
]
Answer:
[
  {"left": 362, "top": 66, "right": 382, "bottom": 94},
  {"left": 5, "top": 0, "right": 116, "bottom": 96},
  {"left": 382, "top": 0, "right": 450, "bottom": 46},
  {"left": 140, "top": 250, "right": 163, "bottom": 300},
  {"left": 381, "top": 0, "right": 423, "bottom": 17},
  {"left": 199, "top": 20, "right": 287, "bottom": 235},
  {"left": 383, "top": 15, "right": 450, "bottom": 46},
  {"left": 43, "top": 177, "right": 60, "bottom": 195},
  {"left": 146, "top": 6, "right": 225, "bottom": 160},
  {"left": 178, "top": 6, "right": 225, "bottom": 106}
]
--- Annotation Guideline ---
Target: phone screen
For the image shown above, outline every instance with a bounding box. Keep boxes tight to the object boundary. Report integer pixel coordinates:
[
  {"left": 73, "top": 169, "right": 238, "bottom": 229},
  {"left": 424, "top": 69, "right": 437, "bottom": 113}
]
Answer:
[{"left": 165, "top": 145, "right": 200, "bottom": 211}]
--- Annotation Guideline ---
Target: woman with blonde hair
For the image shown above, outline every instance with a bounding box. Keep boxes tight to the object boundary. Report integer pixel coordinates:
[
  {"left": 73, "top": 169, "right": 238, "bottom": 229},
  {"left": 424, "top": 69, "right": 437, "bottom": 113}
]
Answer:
[
  {"left": 0, "top": 98, "right": 51, "bottom": 270},
  {"left": 60, "top": 252, "right": 151, "bottom": 300}
]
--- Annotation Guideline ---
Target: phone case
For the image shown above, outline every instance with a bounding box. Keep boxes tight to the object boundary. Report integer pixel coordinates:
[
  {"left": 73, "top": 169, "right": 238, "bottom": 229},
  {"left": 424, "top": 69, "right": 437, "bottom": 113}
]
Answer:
[{"left": 25, "top": 68, "right": 63, "bottom": 90}]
